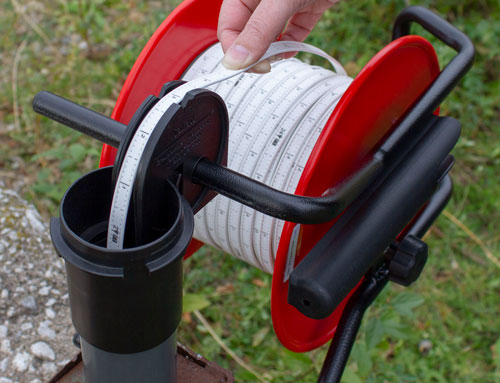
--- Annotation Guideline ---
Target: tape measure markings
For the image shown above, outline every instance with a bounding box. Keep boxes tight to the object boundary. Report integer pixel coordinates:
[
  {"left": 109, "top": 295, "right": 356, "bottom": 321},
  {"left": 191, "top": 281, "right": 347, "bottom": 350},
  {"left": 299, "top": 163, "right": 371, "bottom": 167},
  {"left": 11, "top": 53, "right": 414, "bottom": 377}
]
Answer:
[
  {"left": 266, "top": 81, "right": 352, "bottom": 261},
  {"left": 223, "top": 65, "right": 322, "bottom": 267},
  {"left": 247, "top": 70, "right": 340, "bottom": 272},
  {"left": 195, "top": 60, "right": 307, "bottom": 266},
  {"left": 252, "top": 75, "right": 349, "bottom": 270},
  {"left": 234, "top": 66, "right": 320, "bottom": 269},
  {"left": 257, "top": 78, "right": 352, "bottom": 270}
]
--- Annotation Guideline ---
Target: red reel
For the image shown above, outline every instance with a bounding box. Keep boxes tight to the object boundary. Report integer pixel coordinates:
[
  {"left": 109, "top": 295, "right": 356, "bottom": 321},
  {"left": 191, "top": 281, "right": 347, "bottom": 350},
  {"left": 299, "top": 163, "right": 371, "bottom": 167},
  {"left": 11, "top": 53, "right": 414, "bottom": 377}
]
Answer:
[{"left": 99, "top": 0, "right": 439, "bottom": 352}]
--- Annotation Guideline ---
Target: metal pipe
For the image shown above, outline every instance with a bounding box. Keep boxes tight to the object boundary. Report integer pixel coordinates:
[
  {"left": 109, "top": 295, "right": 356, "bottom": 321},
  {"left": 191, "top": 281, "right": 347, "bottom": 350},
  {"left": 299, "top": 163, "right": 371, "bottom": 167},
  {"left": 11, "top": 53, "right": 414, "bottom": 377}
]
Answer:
[
  {"left": 317, "top": 267, "right": 389, "bottom": 383},
  {"left": 81, "top": 333, "right": 177, "bottom": 383},
  {"left": 33, "top": 91, "right": 125, "bottom": 148},
  {"left": 187, "top": 153, "right": 383, "bottom": 224}
]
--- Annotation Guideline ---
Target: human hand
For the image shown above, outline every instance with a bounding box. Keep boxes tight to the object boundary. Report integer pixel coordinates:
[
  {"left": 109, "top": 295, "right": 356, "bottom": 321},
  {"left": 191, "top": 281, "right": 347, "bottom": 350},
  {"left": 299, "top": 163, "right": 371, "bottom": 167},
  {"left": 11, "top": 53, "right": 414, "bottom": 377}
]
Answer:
[{"left": 218, "top": 0, "right": 340, "bottom": 72}]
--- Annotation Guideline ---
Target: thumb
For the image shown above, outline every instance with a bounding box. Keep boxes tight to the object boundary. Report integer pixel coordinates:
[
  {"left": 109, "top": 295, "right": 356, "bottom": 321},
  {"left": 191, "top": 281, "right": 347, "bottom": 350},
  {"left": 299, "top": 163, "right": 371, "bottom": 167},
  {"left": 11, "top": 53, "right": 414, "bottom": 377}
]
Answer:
[{"left": 222, "top": 0, "right": 304, "bottom": 70}]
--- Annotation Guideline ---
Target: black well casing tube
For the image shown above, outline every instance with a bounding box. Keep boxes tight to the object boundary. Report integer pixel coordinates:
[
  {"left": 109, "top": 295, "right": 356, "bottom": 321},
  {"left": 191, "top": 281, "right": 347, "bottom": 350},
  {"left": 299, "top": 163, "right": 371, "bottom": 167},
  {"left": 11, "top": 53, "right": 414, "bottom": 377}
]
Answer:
[
  {"left": 50, "top": 166, "right": 193, "bottom": 382},
  {"left": 288, "top": 116, "right": 460, "bottom": 319}
]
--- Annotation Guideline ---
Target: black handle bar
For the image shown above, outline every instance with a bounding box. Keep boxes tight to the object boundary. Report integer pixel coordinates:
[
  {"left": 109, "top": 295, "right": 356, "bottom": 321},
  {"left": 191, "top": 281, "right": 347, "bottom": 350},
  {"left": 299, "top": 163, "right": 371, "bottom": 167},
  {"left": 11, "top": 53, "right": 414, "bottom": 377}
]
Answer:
[{"left": 381, "top": 6, "right": 474, "bottom": 156}]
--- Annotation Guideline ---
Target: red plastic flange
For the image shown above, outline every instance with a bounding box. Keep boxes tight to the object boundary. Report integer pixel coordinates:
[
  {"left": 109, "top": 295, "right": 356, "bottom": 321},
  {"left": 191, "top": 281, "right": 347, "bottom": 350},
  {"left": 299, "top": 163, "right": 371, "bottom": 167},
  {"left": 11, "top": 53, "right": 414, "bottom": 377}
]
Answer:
[{"left": 99, "top": 0, "right": 439, "bottom": 352}]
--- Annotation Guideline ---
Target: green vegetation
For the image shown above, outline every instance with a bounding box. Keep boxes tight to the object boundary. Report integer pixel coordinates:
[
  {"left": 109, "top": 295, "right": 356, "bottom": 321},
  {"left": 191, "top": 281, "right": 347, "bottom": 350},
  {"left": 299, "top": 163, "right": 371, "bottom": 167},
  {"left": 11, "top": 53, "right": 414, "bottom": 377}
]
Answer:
[{"left": 0, "top": 0, "right": 498, "bottom": 382}]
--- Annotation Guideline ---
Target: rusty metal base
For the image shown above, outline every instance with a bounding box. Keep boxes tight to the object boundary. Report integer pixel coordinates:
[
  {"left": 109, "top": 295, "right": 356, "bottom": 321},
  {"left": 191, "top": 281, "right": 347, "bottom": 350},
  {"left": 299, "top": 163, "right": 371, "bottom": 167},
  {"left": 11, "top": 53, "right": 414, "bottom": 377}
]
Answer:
[{"left": 49, "top": 344, "right": 234, "bottom": 383}]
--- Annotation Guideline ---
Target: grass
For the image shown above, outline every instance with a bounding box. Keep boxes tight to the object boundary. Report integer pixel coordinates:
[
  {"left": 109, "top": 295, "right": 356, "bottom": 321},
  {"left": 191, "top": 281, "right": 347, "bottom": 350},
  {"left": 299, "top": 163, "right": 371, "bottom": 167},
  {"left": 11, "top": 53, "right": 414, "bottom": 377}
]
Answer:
[{"left": 0, "top": 0, "right": 499, "bottom": 382}]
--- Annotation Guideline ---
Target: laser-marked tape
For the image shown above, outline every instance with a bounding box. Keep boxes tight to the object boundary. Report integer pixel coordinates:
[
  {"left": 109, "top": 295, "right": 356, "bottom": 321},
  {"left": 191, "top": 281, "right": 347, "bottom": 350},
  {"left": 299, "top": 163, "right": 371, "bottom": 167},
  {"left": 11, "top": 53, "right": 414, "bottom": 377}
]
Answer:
[{"left": 106, "top": 41, "right": 352, "bottom": 272}]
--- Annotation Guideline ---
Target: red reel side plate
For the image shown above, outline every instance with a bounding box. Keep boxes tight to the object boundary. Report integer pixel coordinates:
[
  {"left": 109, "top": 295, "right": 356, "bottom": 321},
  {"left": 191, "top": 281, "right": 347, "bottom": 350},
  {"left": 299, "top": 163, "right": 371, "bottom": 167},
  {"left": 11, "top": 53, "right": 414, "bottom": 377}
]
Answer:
[{"left": 273, "top": 36, "right": 439, "bottom": 352}]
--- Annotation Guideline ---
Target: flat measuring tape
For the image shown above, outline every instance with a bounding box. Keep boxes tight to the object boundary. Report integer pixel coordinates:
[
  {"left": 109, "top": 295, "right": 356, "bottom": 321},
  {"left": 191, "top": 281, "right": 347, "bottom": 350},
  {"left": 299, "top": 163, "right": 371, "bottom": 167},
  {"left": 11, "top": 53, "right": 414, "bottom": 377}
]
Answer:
[{"left": 106, "top": 41, "right": 351, "bottom": 257}]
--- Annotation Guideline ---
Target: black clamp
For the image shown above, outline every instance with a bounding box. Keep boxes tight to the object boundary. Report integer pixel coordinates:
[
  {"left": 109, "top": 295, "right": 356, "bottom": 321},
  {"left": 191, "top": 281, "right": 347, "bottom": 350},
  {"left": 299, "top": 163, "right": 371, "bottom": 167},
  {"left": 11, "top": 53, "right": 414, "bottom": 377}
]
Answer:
[{"left": 389, "top": 234, "right": 428, "bottom": 287}]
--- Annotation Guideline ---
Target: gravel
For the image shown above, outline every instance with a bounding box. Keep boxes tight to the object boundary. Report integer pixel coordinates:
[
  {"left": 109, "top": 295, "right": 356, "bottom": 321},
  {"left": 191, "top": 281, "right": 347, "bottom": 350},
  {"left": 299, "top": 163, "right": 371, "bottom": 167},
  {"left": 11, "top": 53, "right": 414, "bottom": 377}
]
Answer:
[
  {"left": 29, "top": 343, "right": 55, "bottom": 362},
  {"left": 0, "top": 187, "right": 76, "bottom": 382}
]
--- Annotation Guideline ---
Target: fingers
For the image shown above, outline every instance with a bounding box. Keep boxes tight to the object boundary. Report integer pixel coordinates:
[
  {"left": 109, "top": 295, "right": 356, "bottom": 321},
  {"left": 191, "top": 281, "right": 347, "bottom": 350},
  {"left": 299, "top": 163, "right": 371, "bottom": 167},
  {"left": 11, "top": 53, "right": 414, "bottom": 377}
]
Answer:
[
  {"left": 217, "top": 0, "right": 260, "bottom": 52},
  {"left": 281, "top": 0, "right": 338, "bottom": 43},
  {"left": 219, "top": 0, "right": 305, "bottom": 70}
]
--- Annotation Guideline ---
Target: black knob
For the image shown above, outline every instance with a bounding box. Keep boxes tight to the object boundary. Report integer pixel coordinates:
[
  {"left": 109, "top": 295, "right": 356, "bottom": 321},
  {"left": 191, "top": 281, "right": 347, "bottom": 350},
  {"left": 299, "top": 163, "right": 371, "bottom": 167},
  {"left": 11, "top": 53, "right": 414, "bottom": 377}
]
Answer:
[{"left": 389, "top": 234, "right": 428, "bottom": 286}]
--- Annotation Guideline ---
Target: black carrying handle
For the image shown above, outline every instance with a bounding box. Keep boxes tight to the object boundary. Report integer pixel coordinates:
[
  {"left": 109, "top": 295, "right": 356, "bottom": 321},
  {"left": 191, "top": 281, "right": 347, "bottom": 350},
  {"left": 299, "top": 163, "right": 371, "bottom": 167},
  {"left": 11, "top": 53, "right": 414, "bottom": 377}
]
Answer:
[
  {"left": 381, "top": 6, "right": 474, "bottom": 156},
  {"left": 288, "top": 6, "right": 474, "bottom": 321}
]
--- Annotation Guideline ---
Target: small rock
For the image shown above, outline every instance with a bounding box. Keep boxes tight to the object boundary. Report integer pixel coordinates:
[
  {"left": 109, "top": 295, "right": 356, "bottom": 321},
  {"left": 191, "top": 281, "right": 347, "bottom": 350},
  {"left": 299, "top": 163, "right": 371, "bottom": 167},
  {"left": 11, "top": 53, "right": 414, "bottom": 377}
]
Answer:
[
  {"left": 1, "top": 289, "right": 8, "bottom": 299},
  {"left": 6, "top": 307, "right": 15, "bottom": 317},
  {"left": 37, "top": 321, "right": 56, "bottom": 340},
  {"left": 45, "top": 307, "right": 55, "bottom": 319},
  {"left": 1, "top": 339, "right": 11, "bottom": 353},
  {"left": 418, "top": 339, "right": 433, "bottom": 355},
  {"left": 21, "top": 322, "right": 33, "bottom": 331},
  {"left": 45, "top": 298, "right": 56, "bottom": 307},
  {"left": 41, "top": 361, "right": 57, "bottom": 375},
  {"left": 0, "top": 325, "right": 7, "bottom": 338},
  {"left": 25, "top": 208, "right": 45, "bottom": 234},
  {"left": 0, "top": 377, "right": 13, "bottom": 383},
  {"left": 0, "top": 357, "right": 9, "bottom": 372},
  {"left": 20, "top": 295, "right": 37, "bottom": 311},
  {"left": 38, "top": 286, "right": 50, "bottom": 296},
  {"left": 57, "top": 359, "right": 70, "bottom": 366},
  {"left": 30, "top": 341, "right": 55, "bottom": 361},
  {"left": 12, "top": 351, "right": 31, "bottom": 372}
]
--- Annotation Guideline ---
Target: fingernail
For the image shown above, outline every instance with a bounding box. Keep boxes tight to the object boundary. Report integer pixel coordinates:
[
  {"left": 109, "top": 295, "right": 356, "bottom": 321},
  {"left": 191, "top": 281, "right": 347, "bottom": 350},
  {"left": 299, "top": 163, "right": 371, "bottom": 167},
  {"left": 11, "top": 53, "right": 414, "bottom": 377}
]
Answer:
[
  {"left": 269, "top": 54, "right": 284, "bottom": 63},
  {"left": 222, "top": 44, "right": 252, "bottom": 69},
  {"left": 249, "top": 60, "right": 271, "bottom": 74}
]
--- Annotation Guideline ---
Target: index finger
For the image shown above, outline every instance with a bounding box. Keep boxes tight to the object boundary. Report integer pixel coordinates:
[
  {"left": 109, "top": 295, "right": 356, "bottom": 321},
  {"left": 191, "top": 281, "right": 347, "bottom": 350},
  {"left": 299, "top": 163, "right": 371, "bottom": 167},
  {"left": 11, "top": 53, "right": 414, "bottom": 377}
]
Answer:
[{"left": 217, "top": 0, "right": 260, "bottom": 52}]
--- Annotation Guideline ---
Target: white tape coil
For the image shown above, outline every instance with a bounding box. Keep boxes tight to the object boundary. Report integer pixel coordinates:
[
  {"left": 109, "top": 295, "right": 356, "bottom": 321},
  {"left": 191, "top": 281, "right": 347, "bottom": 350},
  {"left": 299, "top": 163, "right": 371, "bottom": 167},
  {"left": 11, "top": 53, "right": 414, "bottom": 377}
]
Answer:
[{"left": 107, "top": 41, "right": 353, "bottom": 275}]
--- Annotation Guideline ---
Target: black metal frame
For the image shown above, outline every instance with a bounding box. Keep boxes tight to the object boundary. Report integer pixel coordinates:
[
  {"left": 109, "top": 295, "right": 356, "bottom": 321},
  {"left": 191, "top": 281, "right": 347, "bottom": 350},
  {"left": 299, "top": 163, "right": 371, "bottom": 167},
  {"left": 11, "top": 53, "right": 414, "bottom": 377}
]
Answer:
[
  {"left": 316, "top": 175, "right": 452, "bottom": 383},
  {"left": 311, "top": 7, "right": 474, "bottom": 381}
]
